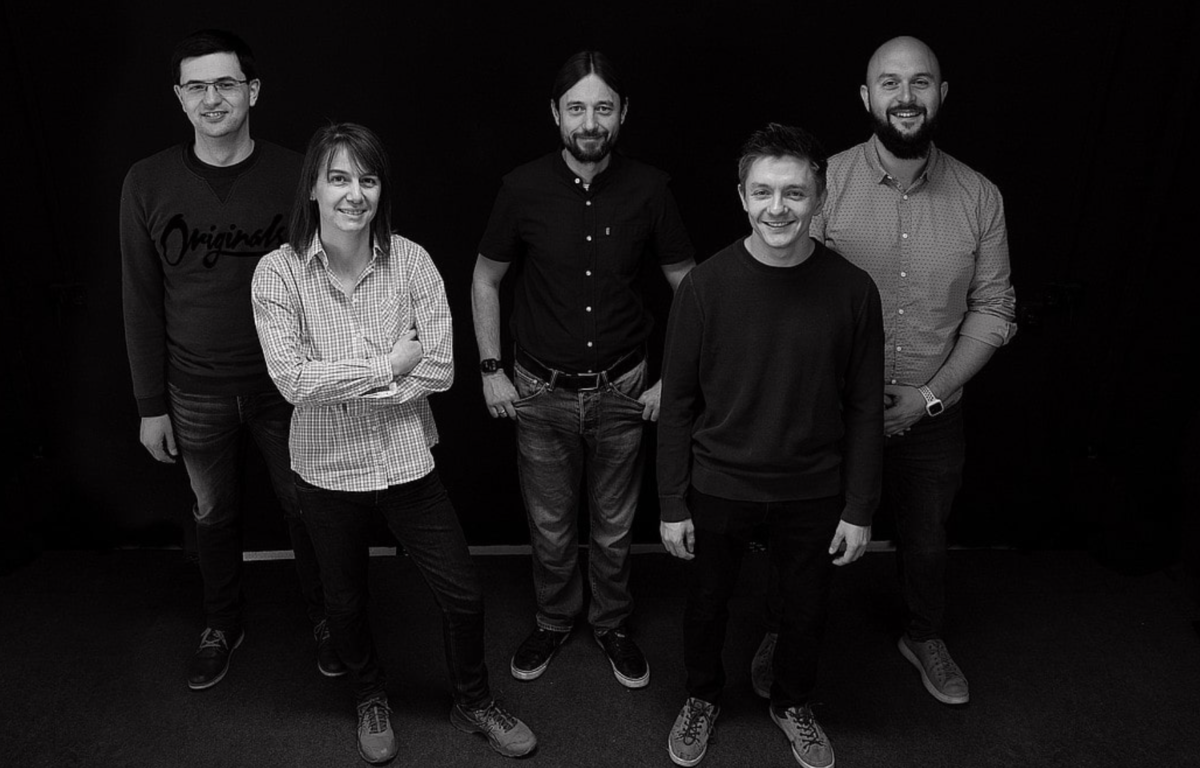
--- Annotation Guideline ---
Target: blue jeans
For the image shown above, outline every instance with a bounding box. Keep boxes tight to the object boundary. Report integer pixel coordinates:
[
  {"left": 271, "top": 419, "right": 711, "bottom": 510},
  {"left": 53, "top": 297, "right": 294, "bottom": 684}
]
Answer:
[
  {"left": 762, "top": 402, "right": 965, "bottom": 641},
  {"left": 169, "top": 384, "right": 324, "bottom": 631},
  {"left": 293, "top": 469, "right": 490, "bottom": 708},
  {"left": 512, "top": 358, "right": 647, "bottom": 632},
  {"left": 685, "top": 488, "right": 843, "bottom": 708}
]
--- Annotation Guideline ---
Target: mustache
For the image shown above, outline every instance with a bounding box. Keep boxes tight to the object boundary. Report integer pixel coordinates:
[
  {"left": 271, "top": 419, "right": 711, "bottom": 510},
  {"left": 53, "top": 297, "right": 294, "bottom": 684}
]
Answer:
[{"left": 574, "top": 128, "right": 609, "bottom": 139}]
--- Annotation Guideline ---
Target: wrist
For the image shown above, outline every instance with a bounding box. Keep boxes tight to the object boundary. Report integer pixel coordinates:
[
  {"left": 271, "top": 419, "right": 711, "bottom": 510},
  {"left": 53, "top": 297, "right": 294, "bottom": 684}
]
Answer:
[
  {"left": 479, "top": 358, "right": 503, "bottom": 376},
  {"left": 917, "top": 384, "right": 944, "bottom": 417}
]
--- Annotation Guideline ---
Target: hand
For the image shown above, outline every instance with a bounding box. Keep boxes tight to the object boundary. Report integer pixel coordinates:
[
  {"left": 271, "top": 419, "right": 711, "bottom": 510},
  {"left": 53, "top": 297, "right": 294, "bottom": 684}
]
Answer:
[
  {"left": 660, "top": 519, "right": 695, "bottom": 560},
  {"left": 139, "top": 414, "right": 178, "bottom": 464},
  {"left": 829, "top": 520, "right": 871, "bottom": 566},
  {"left": 883, "top": 384, "right": 925, "bottom": 437},
  {"left": 638, "top": 379, "right": 663, "bottom": 422},
  {"left": 482, "top": 371, "right": 518, "bottom": 419},
  {"left": 389, "top": 329, "right": 423, "bottom": 377}
]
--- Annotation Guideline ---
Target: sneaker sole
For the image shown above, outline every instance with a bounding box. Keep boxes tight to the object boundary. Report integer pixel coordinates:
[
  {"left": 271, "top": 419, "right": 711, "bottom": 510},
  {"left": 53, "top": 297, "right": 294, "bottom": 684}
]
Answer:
[
  {"left": 769, "top": 708, "right": 835, "bottom": 768},
  {"left": 509, "top": 632, "right": 569, "bottom": 681},
  {"left": 450, "top": 707, "right": 537, "bottom": 758},
  {"left": 593, "top": 634, "right": 650, "bottom": 688},
  {"left": 187, "top": 631, "right": 244, "bottom": 691},
  {"left": 667, "top": 740, "right": 707, "bottom": 767},
  {"left": 319, "top": 663, "right": 349, "bottom": 678},
  {"left": 897, "top": 637, "right": 969, "bottom": 705}
]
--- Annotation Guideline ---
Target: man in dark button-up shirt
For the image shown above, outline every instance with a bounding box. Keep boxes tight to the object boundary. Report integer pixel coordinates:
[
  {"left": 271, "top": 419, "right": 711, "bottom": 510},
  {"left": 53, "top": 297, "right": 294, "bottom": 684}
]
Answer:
[{"left": 472, "top": 50, "right": 695, "bottom": 693}]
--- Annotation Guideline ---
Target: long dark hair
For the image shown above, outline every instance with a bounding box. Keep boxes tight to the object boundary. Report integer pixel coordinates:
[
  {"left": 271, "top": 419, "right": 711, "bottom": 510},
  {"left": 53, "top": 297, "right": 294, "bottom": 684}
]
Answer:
[
  {"left": 289, "top": 123, "right": 394, "bottom": 255},
  {"left": 550, "top": 50, "right": 625, "bottom": 107}
]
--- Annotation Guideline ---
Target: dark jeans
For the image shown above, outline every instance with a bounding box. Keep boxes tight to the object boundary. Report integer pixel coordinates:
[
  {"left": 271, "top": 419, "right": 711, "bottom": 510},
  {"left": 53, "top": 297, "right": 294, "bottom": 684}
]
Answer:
[
  {"left": 685, "top": 487, "right": 843, "bottom": 709},
  {"left": 512, "top": 359, "right": 646, "bottom": 631},
  {"left": 293, "top": 469, "right": 490, "bottom": 708},
  {"left": 764, "top": 403, "right": 965, "bottom": 641},
  {"left": 169, "top": 384, "right": 324, "bottom": 631}
]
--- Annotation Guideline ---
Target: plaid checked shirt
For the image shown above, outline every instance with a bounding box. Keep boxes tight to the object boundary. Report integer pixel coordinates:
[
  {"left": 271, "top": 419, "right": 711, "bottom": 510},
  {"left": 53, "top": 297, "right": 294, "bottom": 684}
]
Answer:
[{"left": 252, "top": 234, "right": 454, "bottom": 491}]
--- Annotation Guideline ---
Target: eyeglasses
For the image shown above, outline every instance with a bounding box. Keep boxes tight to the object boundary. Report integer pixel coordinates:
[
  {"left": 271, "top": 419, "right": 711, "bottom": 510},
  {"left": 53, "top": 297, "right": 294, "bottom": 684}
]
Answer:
[{"left": 178, "top": 78, "right": 251, "bottom": 98}]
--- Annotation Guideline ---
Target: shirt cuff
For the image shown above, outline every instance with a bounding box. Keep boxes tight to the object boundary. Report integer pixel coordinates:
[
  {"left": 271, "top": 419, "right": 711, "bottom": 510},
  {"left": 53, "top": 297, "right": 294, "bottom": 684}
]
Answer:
[
  {"left": 960, "top": 312, "right": 1017, "bottom": 348},
  {"left": 137, "top": 395, "right": 167, "bottom": 418}
]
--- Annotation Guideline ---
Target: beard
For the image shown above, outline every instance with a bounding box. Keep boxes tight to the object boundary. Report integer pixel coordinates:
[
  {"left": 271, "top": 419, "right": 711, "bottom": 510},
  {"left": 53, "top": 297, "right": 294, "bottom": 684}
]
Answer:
[
  {"left": 870, "top": 104, "right": 939, "bottom": 160},
  {"left": 563, "top": 128, "right": 617, "bottom": 164}
]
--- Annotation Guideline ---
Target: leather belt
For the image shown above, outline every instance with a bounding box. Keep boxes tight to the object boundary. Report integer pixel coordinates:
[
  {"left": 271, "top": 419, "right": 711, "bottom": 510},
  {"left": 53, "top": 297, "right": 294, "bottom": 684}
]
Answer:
[{"left": 515, "top": 347, "right": 645, "bottom": 392}]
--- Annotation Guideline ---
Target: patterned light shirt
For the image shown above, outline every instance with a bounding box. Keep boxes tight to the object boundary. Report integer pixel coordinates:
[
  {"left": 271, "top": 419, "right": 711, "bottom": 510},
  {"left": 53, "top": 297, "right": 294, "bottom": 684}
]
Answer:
[
  {"left": 252, "top": 234, "right": 454, "bottom": 491},
  {"left": 812, "top": 135, "right": 1017, "bottom": 407}
]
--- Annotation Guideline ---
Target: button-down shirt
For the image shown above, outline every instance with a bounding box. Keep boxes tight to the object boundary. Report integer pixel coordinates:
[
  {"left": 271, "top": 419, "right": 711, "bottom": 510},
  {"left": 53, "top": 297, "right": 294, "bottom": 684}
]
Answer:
[
  {"left": 478, "top": 151, "right": 694, "bottom": 372},
  {"left": 252, "top": 234, "right": 454, "bottom": 491},
  {"left": 812, "top": 135, "right": 1016, "bottom": 406}
]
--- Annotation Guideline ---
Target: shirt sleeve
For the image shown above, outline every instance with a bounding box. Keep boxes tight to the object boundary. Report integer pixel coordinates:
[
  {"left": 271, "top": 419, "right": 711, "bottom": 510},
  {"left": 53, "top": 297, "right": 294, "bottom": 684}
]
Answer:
[
  {"left": 656, "top": 273, "right": 704, "bottom": 522},
  {"left": 477, "top": 180, "right": 523, "bottom": 263},
  {"left": 960, "top": 181, "right": 1017, "bottom": 348},
  {"left": 650, "top": 182, "right": 696, "bottom": 266},
  {"left": 251, "top": 250, "right": 395, "bottom": 406},
  {"left": 119, "top": 168, "right": 168, "bottom": 417},
  {"left": 839, "top": 277, "right": 885, "bottom": 526},
  {"left": 385, "top": 242, "right": 455, "bottom": 403}
]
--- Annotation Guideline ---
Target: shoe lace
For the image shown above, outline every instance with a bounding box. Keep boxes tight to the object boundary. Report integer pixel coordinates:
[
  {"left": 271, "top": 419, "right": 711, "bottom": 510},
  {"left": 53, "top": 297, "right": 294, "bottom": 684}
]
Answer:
[
  {"left": 604, "top": 629, "right": 641, "bottom": 665},
  {"left": 786, "top": 707, "right": 826, "bottom": 750},
  {"left": 472, "top": 701, "right": 517, "bottom": 733},
  {"left": 677, "top": 699, "right": 715, "bottom": 745},
  {"left": 925, "top": 641, "right": 962, "bottom": 681},
  {"left": 359, "top": 699, "right": 391, "bottom": 735},
  {"left": 198, "top": 628, "right": 228, "bottom": 651},
  {"left": 314, "top": 619, "right": 331, "bottom": 644}
]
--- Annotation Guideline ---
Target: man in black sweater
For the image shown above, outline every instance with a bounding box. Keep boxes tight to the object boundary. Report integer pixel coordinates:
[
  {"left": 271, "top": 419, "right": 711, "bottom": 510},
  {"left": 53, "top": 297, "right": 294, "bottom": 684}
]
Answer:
[
  {"left": 658, "top": 124, "right": 883, "bottom": 768},
  {"left": 120, "top": 29, "right": 340, "bottom": 691}
]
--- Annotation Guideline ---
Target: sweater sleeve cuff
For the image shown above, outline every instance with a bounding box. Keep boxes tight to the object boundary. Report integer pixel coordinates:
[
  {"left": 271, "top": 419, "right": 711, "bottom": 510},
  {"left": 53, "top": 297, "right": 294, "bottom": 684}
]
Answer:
[
  {"left": 659, "top": 496, "right": 692, "bottom": 523},
  {"left": 137, "top": 395, "right": 167, "bottom": 418}
]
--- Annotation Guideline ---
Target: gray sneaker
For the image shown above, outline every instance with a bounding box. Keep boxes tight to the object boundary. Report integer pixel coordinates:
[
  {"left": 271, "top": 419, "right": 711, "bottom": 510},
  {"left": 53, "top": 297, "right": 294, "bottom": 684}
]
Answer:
[
  {"left": 751, "top": 632, "right": 777, "bottom": 699},
  {"left": 770, "top": 704, "right": 833, "bottom": 768},
  {"left": 357, "top": 696, "right": 397, "bottom": 764},
  {"left": 668, "top": 697, "right": 719, "bottom": 766},
  {"left": 898, "top": 636, "right": 969, "bottom": 704},
  {"left": 451, "top": 700, "right": 537, "bottom": 757}
]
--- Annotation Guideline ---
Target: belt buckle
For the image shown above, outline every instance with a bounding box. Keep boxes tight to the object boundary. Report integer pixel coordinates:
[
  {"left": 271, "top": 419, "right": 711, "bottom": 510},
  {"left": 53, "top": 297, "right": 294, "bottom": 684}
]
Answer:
[{"left": 575, "top": 373, "right": 603, "bottom": 391}]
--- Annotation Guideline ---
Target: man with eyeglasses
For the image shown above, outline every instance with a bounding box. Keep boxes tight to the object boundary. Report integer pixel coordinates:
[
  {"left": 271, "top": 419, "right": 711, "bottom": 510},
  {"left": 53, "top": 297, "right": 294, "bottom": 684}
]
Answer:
[{"left": 120, "top": 28, "right": 340, "bottom": 691}]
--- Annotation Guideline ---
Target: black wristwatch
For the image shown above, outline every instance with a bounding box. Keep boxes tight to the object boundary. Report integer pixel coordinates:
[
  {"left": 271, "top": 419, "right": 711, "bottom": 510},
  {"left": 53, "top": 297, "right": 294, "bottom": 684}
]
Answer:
[
  {"left": 479, "top": 358, "right": 502, "bottom": 375},
  {"left": 917, "top": 385, "right": 944, "bottom": 417}
]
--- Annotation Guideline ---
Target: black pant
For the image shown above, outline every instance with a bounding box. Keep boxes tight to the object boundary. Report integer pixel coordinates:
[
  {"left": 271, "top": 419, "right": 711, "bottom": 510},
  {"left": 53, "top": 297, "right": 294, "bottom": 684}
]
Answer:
[
  {"left": 684, "top": 487, "right": 843, "bottom": 709},
  {"left": 294, "top": 469, "right": 490, "bottom": 708}
]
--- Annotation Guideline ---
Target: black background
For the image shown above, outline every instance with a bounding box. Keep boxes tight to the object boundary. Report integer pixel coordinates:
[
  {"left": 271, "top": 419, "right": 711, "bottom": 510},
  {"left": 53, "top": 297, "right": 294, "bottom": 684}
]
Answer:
[{"left": 2, "top": 2, "right": 1196, "bottom": 576}]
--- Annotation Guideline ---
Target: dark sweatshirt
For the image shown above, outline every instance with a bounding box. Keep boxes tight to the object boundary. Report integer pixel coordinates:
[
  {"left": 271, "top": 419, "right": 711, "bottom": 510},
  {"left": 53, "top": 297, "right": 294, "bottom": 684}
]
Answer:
[
  {"left": 657, "top": 238, "right": 884, "bottom": 525},
  {"left": 120, "top": 141, "right": 301, "bottom": 416}
]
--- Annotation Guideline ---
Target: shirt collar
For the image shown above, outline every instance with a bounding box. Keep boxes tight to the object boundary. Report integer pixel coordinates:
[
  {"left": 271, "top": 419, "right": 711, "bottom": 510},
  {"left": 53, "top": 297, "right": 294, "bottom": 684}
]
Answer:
[
  {"left": 553, "top": 148, "right": 623, "bottom": 192},
  {"left": 301, "top": 234, "right": 387, "bottom": 266},
  {"left": 864, "top": 133, "right": 942, "bottom": 186}
]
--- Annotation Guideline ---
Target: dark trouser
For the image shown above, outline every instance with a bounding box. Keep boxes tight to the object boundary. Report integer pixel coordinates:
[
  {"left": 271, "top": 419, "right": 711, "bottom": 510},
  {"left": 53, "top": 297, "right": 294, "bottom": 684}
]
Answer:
[
  {"left": 169, "top": 384, "right": 324, "bottom": 632},
  {"left": 763, "top": 403, "right": 965, "bottom": 641},
  {"left": 684, "top": 487, "right": 843, "bottom": 709},
  {"left": 293, "top": 469, "right": 490, "bottom": 708}
]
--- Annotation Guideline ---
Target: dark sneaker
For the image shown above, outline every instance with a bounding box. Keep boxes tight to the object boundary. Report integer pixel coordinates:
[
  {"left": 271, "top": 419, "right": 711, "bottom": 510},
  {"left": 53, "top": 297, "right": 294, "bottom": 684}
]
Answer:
[
  {"left": 510, "top": 627, "right": 570, "bottom": 681},
  {"left": 770, "top": 704, "right": 834, "bottom": 768},
  {"left": 451, "top": 700, "right": 538, "bottom": 757},
  {"left": 314, "top": 619, "right": 347, "bottom": 678},
  {"left": 357, "top": 696, "right": 397, "bottom": 764},
  {"left": 594, "top": 625, "right": 649, "bottom": 688},
  {"left": 751, "top": 632, "right": 777, "bottom": 699},
  {"left": 187, "top": 627, "right": 244, "bottom": 691},
  {"left": 668, "top": 697, "right": 719, "bottom": 766},
  {"left": 898, "top": 636, "right": 969, "bottom": 704}
]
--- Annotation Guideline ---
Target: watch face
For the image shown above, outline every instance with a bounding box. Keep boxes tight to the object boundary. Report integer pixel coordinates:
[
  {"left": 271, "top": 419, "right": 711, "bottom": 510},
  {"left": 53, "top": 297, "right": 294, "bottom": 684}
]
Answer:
[
  {"left": 480, "top": 359, "right": 501, "bottom": 374},
  {"left": 928, "top": 401, "right": 944, "bottom": 416}
]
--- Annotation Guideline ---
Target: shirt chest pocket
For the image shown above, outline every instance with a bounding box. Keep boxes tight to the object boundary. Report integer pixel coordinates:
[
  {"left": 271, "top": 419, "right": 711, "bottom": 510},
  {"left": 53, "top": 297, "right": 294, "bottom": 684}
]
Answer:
[{"left": 599, "top": 209, "right": 651, "bottom": 272}]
